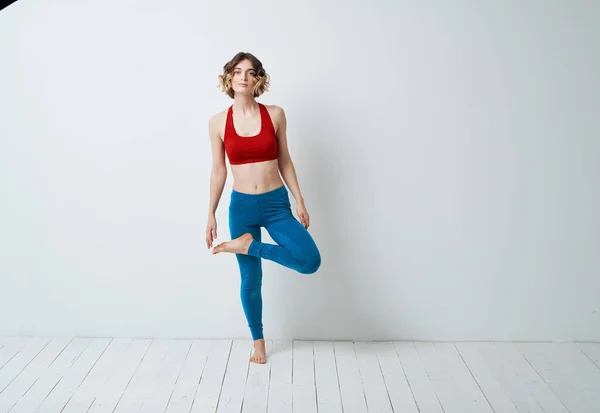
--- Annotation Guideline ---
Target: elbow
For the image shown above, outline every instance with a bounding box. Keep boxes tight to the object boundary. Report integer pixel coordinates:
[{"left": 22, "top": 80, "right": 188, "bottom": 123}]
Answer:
[
  {"left": 278, "top": 156, "right": 292, "bottom": 172},
  {"left": 211, "top": 165, "right": 227, "bottom": 183},
  {"left": 211, "top": 164, "right": 227, "bottom": 177}
]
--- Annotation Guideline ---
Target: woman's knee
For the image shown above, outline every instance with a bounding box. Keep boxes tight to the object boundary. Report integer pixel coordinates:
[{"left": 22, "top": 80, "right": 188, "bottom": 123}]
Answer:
[
  {"left": 297, "top": 249, "right": 321, "bottom": 274},
  {"left": 238, "top": 261, "right": 262, "bottom": 291}
]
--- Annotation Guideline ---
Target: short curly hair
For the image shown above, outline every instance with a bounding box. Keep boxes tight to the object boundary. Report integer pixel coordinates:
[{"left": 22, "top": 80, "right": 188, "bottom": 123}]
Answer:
[{"left": 218, "top": 52, "right": 270, "bottom": 99}]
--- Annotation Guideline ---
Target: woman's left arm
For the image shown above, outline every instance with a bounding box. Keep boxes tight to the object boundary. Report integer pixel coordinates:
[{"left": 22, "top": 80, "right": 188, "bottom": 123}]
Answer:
[{"left": 274, "top": 106, "right": 310, "bottom": 229}]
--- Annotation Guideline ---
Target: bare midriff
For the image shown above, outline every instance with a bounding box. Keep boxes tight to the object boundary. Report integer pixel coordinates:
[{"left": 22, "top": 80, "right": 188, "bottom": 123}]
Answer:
[{"left": 231, "top": 159, "right": 284, "bottom": 194}]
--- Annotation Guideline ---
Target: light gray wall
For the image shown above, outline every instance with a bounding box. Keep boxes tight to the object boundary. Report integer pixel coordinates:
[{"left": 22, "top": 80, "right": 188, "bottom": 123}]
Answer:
[{"left": 1, "top": 0, "right": 598, "bottom": 341}]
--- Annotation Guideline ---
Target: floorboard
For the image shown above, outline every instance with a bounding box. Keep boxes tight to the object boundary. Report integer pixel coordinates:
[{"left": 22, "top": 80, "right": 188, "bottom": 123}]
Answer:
[{"left": 0, "top": 337, "right": 598, "bottom": 413}]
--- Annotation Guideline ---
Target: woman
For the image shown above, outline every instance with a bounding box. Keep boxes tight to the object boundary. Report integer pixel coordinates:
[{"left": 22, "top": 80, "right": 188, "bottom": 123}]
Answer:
[{"left": 205, "top": 52, "right": 321, "bottom": 364}]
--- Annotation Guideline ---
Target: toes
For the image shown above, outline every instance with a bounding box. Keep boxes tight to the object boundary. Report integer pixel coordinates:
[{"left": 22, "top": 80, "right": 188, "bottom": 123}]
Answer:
[{"left": 249, "top": 353, "right": 266, "bottom": 364}]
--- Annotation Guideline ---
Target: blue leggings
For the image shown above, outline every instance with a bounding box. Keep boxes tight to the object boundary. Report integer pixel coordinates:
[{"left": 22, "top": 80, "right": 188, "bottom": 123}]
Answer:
[{"left": 228, "top": 185, "right": 321, "bottom": 341}]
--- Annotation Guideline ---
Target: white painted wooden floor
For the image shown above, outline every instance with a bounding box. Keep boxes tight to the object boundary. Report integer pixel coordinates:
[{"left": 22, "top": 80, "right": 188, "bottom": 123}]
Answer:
[{"left": 0, "top": 337, "right": 599, "bottom": 413}]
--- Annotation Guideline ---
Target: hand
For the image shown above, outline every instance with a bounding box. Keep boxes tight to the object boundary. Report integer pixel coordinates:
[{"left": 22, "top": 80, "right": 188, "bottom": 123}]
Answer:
[
  {"left": 206, "top": 214, "right": 217, "bottom": 249},
  {"left": 296, "top": 200, "right": 310, "bottom": 229}
]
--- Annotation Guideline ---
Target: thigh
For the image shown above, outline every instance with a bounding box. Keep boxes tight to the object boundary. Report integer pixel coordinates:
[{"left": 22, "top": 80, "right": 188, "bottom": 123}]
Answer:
[
  {"left": 229, "top": 204, "right": 262, "bottom": 284},
  {"left": 264, "top": 214, "right": 319, "bottom": 263},
  {"left": 229, "top": 196, "right": 260, "bottom": 240},
  {"left": 229, "top": 214, "right": 261, "bottom": 242}
]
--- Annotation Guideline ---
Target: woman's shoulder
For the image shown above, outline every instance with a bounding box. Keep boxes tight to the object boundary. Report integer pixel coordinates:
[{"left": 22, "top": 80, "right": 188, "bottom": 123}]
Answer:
[
  {"left": 262, "top": 103, "right": 286, "bottom": 120},
  {"left": 208, "top": 109, "right": 229, "bottom": 141},
  {"left": 262, "top": 103, "right": 284, "bottom": 112},
  {"left": 208, "top": 108, "right": 228, "bottom": 126}
]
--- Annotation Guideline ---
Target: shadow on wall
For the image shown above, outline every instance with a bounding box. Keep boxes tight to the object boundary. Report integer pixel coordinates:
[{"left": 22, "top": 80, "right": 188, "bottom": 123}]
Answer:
[{"left": 266, "top": 95, "right": 397, "bottom": 341}]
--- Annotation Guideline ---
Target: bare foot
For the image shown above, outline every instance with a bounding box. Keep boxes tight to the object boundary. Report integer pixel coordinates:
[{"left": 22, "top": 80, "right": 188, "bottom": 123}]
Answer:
[
  {"left": 250, "top": 339, "right": 267, "bottom": 364},
  {"left": 212, "top": 233, "right": 253, "bottom": 255}
]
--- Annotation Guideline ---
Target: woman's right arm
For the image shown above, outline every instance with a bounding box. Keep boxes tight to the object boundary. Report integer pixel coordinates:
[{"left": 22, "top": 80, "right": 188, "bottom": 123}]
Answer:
[{"left": 206, "top": 114, "right": 227, "bottom": 249}]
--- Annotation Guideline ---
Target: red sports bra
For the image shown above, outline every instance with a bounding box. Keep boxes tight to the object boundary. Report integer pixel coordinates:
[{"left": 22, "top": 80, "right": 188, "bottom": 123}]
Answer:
[{"left": 223, "top": 103, "right": 279, "bottom": 165}]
